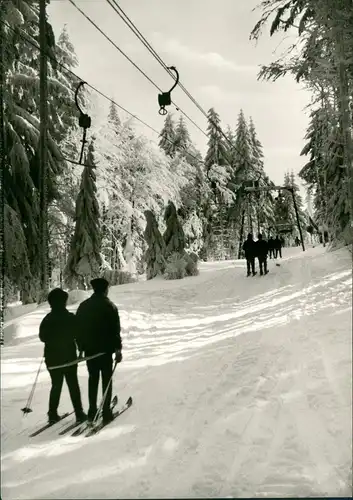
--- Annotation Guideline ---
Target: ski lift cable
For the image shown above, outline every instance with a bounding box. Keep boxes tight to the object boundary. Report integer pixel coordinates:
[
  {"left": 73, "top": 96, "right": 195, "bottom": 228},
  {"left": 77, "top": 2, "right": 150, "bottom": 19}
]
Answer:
[
  {"left": 10, "top": 9, "right": 266, "bottom": 183},
  {"left": 6, "top": 16, "right": 265, "bottom": 194},
  {"left": 1, "top": 20, "right": 203, "bottom": 167},
  {"left": 105, "top": 0, "right": 260, "bottom": 169},
  {"left": 67, "top": 0, "right": 208, "bottom": 139},
  {"left": 106, "top": 0, "right": 209, "bottom": 121},
  {"left": 105, "top": 0, "right": 208, "bottom": 118}
]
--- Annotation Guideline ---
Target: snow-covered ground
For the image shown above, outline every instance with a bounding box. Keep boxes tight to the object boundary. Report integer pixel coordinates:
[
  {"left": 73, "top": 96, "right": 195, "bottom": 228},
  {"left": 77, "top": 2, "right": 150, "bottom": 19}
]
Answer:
[{"left": 1, "top": 246, "right": 352, "bottom": 499}]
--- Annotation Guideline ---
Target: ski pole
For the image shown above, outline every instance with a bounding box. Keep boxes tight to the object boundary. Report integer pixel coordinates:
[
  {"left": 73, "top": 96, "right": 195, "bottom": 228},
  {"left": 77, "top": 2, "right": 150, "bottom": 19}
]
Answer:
[
  {"left": 21, "top": 356, "right": 44, "bottom": 415},
  {"left": 47, "top": 352, "right": 104, "bottom": 370},
  {"left": 92, "top": 358, "right": 119, "bottom": 426}
]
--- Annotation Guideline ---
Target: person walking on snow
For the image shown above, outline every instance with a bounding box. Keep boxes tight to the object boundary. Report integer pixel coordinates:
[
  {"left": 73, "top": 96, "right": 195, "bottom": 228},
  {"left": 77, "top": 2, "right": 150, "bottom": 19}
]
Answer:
[
  {"left": 75, "top": 278, "right": 122, "bottom": 425},
  {"left": 242, "top": 233, "right": 257, "bottom": 277},
  {"left": 39, "top": 288, "right": 87, "bottom": 425},
  {"left": 255, "top": 233, "right": 269, "bottom": 276},
  {"left": 274, "top": 235, "right": 282, "bottom": 259},
  {"left": 268, "top": 236, "right": 275, "bottom": 259}
]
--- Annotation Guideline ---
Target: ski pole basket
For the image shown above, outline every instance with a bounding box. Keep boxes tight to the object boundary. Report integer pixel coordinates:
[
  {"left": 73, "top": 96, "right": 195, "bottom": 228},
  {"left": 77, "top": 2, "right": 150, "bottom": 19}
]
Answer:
[{"left": 21, "top": 356, "right": 44, "bottom": 415}]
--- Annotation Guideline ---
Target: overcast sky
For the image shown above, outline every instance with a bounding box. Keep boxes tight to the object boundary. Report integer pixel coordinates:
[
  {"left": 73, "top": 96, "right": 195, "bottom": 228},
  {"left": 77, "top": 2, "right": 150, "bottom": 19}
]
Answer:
[{"left": 48, "top": 0, "right": 311, "bottom": 188}]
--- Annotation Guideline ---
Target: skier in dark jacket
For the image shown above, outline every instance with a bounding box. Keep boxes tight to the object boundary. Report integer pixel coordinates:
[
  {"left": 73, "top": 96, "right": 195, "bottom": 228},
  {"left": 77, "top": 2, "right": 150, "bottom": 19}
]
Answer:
[
  {"left": 39, "top": 288, "right": 86, "bottom": 425},
  {"left": 255, "top": 233, "right": 269, "bottom": 276},
  {"left": 268, "top": 236, "right": 275, "bottom": 259},
  {"left": 274, "top": 235, "right": 282, "bottom": 258},
  {"left": 242, "top": 233, "right": 257, "bottom": 277},
  {"left": 75, "top": 278, "right": 122, "bottom": 424}
]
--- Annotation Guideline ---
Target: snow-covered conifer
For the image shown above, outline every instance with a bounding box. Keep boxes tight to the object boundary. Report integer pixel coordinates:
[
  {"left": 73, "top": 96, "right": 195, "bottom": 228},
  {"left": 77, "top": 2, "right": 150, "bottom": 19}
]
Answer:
[
  {"left": 65, "top": 140, "right": 102, "bottom": 288},
  {"left": 144, "top": 210, "right": 166, "bottom": 280}
]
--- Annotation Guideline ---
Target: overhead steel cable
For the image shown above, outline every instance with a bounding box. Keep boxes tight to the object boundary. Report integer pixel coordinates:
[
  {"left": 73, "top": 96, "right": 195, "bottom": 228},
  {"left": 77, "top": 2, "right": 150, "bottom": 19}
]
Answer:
[
  {"left": 68, "top": 0, "right": 161, "bottom": 92},
  {"left": 1, "top": 19, "right": 204, "bottom": 167},
  {"left": 67, "top": 0, "right": 208, "bottom": 139},
  {"left": 106, "top": 0, "right": 262, "bottom": 170},
  {"left": 106, "top": 0, "right": 210, "bottom": 119}
]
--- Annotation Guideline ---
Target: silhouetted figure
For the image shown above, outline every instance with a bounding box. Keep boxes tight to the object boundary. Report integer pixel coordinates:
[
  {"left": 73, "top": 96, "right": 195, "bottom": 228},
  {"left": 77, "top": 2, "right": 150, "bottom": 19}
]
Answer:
[
  {"left": 255, "top": 233, "right": 269, "bottom": 276},
  {"left": 76, "top": 278, "right": 122, "bottom": 425},
  {"left": 242, "top": 233, "right": 257, "bottom": 277},
  {"left": 280, "top": 236, "right": 285, "bottom": 248},
  {"left": 274, "top": 235, "right": 282, "bottom": 258},
  {"left": 268, "top": 236, "right": 275, "bottom": 259},
  {"left": 39, "top": 288, "right": 86, "bottom": 425}
]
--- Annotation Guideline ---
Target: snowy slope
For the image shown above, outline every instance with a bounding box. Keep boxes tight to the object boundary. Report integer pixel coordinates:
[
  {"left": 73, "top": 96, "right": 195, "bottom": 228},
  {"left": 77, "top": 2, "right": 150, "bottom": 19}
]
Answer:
[{"left": 1, "top": 246, "right": 352, "bottom": 499}]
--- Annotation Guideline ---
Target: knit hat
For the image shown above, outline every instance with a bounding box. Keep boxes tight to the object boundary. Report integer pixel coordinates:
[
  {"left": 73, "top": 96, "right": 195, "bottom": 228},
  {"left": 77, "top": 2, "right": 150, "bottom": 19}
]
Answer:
[{"left": 90, "top": 278, "right": 109, "bottom": 294}]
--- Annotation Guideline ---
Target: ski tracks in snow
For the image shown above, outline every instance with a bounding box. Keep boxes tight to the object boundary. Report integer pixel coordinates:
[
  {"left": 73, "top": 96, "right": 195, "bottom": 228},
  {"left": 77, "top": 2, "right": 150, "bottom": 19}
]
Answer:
[
  {"left": 120, "top": 249, "right": 352, "bottom": 498},
  {"left": 1, "top": 247, "right": 352, "bottom": 499}
]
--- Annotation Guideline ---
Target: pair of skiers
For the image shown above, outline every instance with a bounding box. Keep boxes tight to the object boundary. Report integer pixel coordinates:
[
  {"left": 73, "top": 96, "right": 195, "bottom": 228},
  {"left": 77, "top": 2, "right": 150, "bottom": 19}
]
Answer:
[
  {"left": 268, "top": 236, "right": 283, "bottom": 259},
  {"left": 39, "top": 278, "right": 122, "bottom": 426},
  {"left": 242, "top": 233, "right": 269, "bottom": 277}
]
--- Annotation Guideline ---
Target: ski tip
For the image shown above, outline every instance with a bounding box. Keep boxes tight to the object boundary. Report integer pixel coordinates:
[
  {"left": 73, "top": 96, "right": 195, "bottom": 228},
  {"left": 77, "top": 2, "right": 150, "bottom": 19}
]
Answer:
[{"left": 127, "top": 396, "right": 133, "bottom": 405}]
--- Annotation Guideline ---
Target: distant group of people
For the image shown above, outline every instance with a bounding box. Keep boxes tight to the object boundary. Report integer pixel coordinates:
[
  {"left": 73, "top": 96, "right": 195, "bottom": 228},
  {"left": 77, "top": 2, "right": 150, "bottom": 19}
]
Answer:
[
  {"left": 39, "top": 278, "right": 122, "bottom": 426},
  {"left": 268, "top": 235, "right": 284, "bottom": 259},
  {"left": 242, "top": 233, "right": 283, "bottom": 277}
]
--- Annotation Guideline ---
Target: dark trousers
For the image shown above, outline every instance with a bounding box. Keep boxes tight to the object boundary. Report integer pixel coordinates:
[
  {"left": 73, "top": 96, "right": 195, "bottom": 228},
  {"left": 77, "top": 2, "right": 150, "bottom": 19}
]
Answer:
[
  {"left": 48, "top": 365, "right": 83, "bottom": 417},
  {"left": 86, "top": 353, "right": 113, "bottom": 419},
  {"left": 246, "top": 257, "right": 255, "bottom": 276},
  {"left": 258, "top": 257, "right": 268, "bottom": 275},
  {"left": 275, "top": 247, "right": 282, "bottom": 258},
  {"left": 269, "top": 248, "right": 274, "bottom": 259}
]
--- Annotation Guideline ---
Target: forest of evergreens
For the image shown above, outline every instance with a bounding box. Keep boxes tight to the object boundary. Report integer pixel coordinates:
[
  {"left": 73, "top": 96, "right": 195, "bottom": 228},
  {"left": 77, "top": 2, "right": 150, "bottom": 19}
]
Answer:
[{"left": 2, "top": 0, "right": 352, "bottom": 306}]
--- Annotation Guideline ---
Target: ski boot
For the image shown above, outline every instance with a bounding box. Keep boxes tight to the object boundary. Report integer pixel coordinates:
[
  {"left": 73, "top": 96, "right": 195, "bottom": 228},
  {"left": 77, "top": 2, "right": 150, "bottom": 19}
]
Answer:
[
  {"left": 75, "top": 411, "right": 87, "bottom": 424},
  {"left": 87, "top": 408, "right": 97, "bottom": 425},
  {"left": 47, "top": 413, "right": 61, "bottom": 425},
  {"left": 102, "top": 411, "right": 114, "bottom": 425}
]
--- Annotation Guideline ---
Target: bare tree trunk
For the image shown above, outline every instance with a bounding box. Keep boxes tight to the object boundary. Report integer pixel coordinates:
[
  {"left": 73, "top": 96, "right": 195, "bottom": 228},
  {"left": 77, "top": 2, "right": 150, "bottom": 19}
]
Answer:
[
  {"left": 38, "top": 0, "right": 49, "bottom": 304},
  {"left": 247, "top": 195, "right": 253, "bottom": 235},
  {"left": 238, "top": 209, "right": 246, "bottom": 259},
  {"left": 110, "top": 227, "right": 115, "bottom": 268},
  {"left": 256, "top": 203, "right": 261, "bottom": 235}
]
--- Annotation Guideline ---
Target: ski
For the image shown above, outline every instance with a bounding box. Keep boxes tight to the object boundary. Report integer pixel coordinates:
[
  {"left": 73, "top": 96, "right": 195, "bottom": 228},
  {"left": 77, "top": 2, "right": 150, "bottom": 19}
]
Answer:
[
  {"left": 85, "top": 396, "right": 133, "bottom": 437},
  {"left": 71, "top": 421, "right": 89, "bottom": 437},
  {"left": 29, "top": 412, "right": 72, "bottom": 437},
  {"left": 69, "top": 395, "right": 119, "bottom": 437},
  {"left": 59, "top": 418, "right": 86, "bottom": 436}
]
